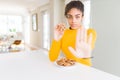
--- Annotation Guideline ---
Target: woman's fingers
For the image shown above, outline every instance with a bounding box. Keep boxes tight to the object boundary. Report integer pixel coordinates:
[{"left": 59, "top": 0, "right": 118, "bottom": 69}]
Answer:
[
  {"left": 68, "top": 46, "right": 84, "bottom": 58},
  {"left": 68, "top": 46, "right": 79, "bottom": 58},
  {"left": 76, "top": 28, "right": 87, "bottom": 45},
  {"left": 80, "top": 28, "right": 87, "bottom": 42},
  {"left": 56, "top": 23, "right": 65, "bottom": 32},
  {"left": 80, "top": 28, "right": 83, "bottom": 42},
  {"left": 60, "top": 23, "right": 66, "bottom": 31},
  {"left": 57, "top": 24, "right": 61, "bottom": 31},
  {"left": 83, "top": 28, "right": 87, "bottom": 42},
  {"left": 76, "top": 29, "right": 81, "bottom": 48},
  {"left": 54, "top": 23, "right": 66, "bottom": 41}
]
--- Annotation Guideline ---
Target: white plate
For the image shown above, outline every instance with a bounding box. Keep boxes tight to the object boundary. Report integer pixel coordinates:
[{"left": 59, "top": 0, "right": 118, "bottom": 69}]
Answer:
[{"left": 54, "top": 61, "right": 78, "bottom": 69}]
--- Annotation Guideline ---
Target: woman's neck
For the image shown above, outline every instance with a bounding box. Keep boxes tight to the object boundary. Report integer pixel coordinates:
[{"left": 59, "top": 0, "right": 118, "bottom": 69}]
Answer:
[{"left": 69, "top": 25, "right": 83, "bottom": 30}]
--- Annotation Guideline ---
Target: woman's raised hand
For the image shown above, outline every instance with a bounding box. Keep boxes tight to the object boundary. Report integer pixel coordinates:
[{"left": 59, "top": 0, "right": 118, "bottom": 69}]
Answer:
[
  {"left": 54, "top": 23, "right": 66, "bottom": 41},
  {"left": 68, "top": 28, "right": 93, "bottom": 58}
]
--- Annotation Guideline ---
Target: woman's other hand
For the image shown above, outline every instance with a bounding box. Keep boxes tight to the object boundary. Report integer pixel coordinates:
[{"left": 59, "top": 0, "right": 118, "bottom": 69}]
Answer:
[
  {"left": 68, "top": 28, "right": 93, "bottom": 58},
  {"left": 54, "top": 23, "right": 66, "bottom": 41}
]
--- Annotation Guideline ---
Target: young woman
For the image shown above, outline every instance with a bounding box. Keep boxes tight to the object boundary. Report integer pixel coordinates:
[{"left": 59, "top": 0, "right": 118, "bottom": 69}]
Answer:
[{"left": 49, "top": 1, "right": 97, "bottom": 66}]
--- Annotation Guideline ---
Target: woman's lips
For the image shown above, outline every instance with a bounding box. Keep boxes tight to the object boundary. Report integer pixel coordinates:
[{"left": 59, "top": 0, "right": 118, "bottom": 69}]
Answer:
[{"left": 71, "top": 24, "right": 77, "bottom": 27}]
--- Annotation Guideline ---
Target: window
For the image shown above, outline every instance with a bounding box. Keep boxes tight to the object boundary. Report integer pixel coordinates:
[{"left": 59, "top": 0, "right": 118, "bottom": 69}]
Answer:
[
  {"left": 0, "top": 15, "right": 22, "bottom": 34},
  {"left": 42, "top": 11, "right": 50, "bottom": 50}
]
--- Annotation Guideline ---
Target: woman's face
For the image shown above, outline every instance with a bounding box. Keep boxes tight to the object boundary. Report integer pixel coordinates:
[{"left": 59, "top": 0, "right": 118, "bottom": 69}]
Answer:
[{"left": 66, "top": 8, "right": 83, "bottom": 29}]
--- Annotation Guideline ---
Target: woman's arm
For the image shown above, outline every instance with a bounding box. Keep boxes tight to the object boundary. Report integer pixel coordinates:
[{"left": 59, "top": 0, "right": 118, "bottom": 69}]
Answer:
[
  {"left": 49, "top": 40, "right": 61, "bottom": 62},
  {"left": 49, "top": 23, "right": 66, "bottom": 62}
]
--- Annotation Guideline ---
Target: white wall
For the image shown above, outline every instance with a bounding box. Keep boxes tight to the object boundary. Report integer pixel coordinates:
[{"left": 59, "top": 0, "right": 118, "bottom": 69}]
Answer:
[
  {"left": 0, "top": 5, "right": 29, "bottom": 15},
  {"left": 49, "top": 0, "right": 65, "bottom": 43},
  {"left": 29, "top": 4, "right": 50, "bottom": 48},
  {"left": 28, "top": 0, "right": 65, "bottom": 48},
  {"left": 91, "top": 0, "right": 120, "bottom": 77}
]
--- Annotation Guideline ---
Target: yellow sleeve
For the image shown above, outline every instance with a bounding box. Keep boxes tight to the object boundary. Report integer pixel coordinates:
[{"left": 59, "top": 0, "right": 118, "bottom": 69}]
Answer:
[
  {"left": 49, "top": 40, "right": 61, "bottom": 62},
  {"left": 87, "top": 28, "right": 97, "bottom": 49}
]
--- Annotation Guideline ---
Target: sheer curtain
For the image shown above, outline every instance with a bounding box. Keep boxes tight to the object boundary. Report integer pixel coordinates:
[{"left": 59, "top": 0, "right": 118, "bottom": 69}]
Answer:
[
  {"left": 42, "top": 11, "right": 50, "bottom": 50},
  {"left": 0, "top": 15, "right": 22, "bottom": 34}
]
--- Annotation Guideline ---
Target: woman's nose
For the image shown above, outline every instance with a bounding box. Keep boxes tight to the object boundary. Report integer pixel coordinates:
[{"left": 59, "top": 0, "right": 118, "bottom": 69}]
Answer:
[{"left": 72, "top": 17, "right": 76, "bottom": 23}]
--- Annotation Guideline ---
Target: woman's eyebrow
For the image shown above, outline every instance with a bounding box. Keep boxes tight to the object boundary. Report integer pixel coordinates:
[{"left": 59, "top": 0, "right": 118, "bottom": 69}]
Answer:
[
  {"left": 67, "top": 14, "right": 72, "bottom": 16},
  {"left": 75, "top": 14, "right": 81, "bottom": 16},
  {"left": 67, "top": 14, "right": 81, "bottom": 16}
]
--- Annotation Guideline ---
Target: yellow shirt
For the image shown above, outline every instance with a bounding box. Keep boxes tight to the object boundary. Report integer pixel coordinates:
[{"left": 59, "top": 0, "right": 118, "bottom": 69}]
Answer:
[{"left": 49, "top": 28, "right": 97, "bottom": 66}]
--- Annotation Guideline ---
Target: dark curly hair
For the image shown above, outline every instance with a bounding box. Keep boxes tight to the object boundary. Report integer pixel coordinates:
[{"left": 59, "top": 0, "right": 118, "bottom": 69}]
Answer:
[{"left": 65, "top": 0, "right": 84, "bottom": 17}]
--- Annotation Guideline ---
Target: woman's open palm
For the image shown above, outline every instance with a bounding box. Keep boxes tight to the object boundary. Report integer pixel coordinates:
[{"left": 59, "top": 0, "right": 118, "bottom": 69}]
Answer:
[{"left": 68, "top": 28, "right": 93, "bottom": 58}]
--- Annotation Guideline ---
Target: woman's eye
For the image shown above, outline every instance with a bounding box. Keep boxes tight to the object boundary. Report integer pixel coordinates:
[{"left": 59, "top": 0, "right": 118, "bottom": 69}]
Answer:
[
  {"left": 75, "top": 16, "right": 80, "bottom": 19},
  {"left": 67, "top": 15, "right": 72, "bottom": 19}
]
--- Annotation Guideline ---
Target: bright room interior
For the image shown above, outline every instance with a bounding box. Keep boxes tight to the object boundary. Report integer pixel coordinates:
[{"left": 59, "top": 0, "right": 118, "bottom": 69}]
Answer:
[{"left": 0, "top": 0, "right": 120, "bottom": 78}]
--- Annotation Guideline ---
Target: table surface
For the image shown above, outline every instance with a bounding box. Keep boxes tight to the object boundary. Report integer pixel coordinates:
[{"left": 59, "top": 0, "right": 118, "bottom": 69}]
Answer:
[{"left": 0, "top": 49, "right": 120, "bottom": 80}]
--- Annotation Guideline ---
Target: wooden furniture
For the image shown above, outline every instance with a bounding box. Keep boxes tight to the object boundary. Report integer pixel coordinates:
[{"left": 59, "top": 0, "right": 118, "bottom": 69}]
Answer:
[{"left": 13, "top": 40, "right": 21, "bottom": 45}]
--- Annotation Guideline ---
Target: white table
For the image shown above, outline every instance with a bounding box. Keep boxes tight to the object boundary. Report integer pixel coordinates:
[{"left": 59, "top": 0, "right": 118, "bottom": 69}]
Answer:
[{"left": 0, "top": 49, "right": 120, "bottom": 80}]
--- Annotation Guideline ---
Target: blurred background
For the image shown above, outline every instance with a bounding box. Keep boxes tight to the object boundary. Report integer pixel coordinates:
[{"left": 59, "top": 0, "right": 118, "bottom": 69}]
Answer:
[{"left": 0, "top": 0, "right": 120, "bottom": 77}]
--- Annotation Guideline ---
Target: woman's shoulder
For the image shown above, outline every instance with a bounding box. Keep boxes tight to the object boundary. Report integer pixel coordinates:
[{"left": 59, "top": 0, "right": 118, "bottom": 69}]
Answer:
[
  {"left": 87, "top": 28, "right": 97, "bottom": 36},
  {"left": 87, "top": 28, "right": 96, "bottom": 33}
]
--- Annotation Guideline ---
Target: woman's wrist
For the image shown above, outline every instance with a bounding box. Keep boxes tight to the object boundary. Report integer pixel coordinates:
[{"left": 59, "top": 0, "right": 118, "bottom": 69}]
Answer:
[{"left": 82, "top": 56, "right": 94, "bottom": 59}]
